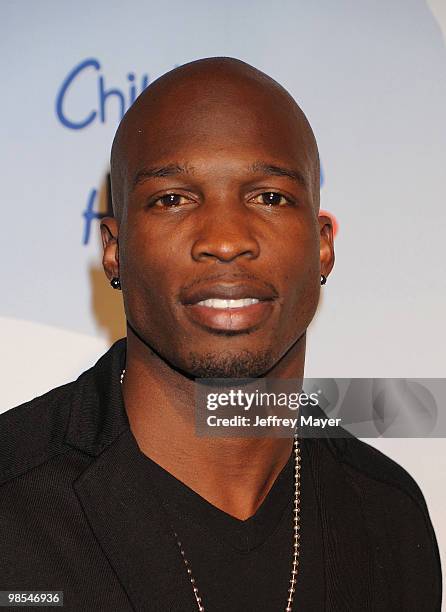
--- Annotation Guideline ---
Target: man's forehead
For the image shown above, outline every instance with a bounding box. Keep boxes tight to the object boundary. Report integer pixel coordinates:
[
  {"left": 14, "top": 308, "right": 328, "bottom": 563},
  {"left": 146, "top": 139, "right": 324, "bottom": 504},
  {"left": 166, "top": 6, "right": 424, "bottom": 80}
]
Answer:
[
  {"left": 122, "top": 92, "right": 305, "bottom": 147},
  {"left": 120, "top": 96, "right": 315, "bottom": 176}
]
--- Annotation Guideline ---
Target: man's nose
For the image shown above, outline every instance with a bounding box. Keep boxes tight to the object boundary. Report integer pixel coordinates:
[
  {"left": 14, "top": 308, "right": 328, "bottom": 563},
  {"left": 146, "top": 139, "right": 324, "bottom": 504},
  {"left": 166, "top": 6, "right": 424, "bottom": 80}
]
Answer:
[{"left": 190, "top": 205, "right": 260, "bottom": 263}]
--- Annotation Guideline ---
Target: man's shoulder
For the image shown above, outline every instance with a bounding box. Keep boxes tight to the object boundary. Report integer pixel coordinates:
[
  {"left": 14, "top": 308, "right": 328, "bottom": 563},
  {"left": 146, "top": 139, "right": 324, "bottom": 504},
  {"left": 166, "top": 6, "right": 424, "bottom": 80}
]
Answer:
[
  {"left": 0, "top": 380, "right": 78, "bottom": 486},
  {"left": 0, "top": 340, "right": 125, "bottom": 486},
  {"left": 333, "top": 435, "right": 430, "bottom": 512}
]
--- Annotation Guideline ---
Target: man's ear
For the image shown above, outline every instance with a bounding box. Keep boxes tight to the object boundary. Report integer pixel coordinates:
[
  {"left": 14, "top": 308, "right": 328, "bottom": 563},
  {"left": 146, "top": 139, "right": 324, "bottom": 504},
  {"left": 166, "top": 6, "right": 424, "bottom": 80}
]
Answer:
[
  {"left": 100, "top": 217, "right": 120, "bottom": 282},
  {"left": 318, "top": 214, "right": 335, "bottom": 279}
]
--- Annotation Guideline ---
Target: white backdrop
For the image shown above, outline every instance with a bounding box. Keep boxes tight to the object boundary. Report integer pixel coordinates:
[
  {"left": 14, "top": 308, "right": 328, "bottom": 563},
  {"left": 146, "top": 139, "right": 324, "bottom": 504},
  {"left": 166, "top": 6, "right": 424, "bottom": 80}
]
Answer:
[{"left": 1, "top": 0, "right": 445, "bottom": 600}]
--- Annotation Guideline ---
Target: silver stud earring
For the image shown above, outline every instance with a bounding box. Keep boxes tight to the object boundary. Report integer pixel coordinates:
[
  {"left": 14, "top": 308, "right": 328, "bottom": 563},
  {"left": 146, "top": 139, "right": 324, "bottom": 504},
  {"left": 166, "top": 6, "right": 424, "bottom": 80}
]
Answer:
[{"left": 320, "top": 274, "right": 327, "bottom": 285}]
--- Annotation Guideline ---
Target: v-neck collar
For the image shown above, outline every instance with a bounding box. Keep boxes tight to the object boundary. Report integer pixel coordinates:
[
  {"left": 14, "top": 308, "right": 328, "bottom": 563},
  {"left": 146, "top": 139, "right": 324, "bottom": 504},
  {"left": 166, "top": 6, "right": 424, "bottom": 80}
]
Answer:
[{"left": 138, "top": 441, "right": 295, "bottom": 553}]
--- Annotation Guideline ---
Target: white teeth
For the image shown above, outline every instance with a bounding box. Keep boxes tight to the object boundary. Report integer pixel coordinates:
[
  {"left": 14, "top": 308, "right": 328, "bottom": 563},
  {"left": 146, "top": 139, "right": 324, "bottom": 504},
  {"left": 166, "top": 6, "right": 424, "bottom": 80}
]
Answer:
[{"left": 196, "top": 298, "right": 260, "bottom": 309}]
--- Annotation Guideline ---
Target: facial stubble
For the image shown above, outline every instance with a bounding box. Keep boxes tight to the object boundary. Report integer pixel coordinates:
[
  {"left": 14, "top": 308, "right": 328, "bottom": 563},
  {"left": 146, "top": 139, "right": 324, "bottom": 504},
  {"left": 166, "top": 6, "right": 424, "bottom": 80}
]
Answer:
[{"left": 188, "top": 345, "right": 275, "bottom": 378}]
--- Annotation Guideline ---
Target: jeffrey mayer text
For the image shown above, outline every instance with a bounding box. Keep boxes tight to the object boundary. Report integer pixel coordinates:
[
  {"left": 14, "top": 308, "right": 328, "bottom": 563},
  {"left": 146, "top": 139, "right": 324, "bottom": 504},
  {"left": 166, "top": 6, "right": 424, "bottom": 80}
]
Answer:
[{"left": 207, "top": 414, "right": 342, "bottom": 428}]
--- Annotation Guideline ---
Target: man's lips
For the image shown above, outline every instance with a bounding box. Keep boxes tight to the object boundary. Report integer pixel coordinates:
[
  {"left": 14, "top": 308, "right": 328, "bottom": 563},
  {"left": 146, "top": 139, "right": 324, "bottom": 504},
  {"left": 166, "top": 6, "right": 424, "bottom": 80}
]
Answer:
[{"left": 179, "top": 281, "right": 278, "bottom": 332}]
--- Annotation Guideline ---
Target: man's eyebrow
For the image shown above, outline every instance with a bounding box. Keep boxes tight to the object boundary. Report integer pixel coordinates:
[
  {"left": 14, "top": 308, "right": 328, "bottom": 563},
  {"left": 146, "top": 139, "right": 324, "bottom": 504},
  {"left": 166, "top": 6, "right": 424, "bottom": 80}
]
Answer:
[
  {"left": 132, "top": 164, "right": 189, "bottom": 189},
  {"left": 132, "top": 161, "right": 308, "bottom": 190},
  {"left": 250, "top": 161, "right": 308, "bottom": 189}
]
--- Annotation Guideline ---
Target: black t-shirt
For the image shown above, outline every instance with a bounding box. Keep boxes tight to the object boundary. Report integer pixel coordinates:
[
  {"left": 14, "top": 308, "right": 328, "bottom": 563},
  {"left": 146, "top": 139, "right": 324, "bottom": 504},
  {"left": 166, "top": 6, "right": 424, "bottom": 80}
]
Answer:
[{"left": 140, "top": 440, "right": 325, "bottom": 611}]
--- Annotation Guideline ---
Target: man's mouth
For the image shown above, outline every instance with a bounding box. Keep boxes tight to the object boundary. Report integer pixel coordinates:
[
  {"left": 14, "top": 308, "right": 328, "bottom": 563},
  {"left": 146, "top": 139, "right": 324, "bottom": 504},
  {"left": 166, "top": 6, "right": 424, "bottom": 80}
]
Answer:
[{"left": 180, "top": 281, "right": 278, "bottom": 333}]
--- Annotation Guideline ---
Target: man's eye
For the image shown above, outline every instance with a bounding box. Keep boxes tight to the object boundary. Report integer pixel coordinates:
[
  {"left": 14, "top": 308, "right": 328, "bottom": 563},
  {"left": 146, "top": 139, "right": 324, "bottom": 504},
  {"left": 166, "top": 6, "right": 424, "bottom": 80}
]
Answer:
[
  {"left": 252, "top": 192, "right": 290, "bottom": 206},
  {"left": 153, "top": 193, "right": 188, "bottom": 207}
]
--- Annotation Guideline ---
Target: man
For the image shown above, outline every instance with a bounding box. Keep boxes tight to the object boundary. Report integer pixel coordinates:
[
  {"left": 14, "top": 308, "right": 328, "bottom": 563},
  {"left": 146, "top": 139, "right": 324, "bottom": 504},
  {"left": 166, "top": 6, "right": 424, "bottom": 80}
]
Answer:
[{"left": 0, "top": 58, "right": 441, "bottom": 611}]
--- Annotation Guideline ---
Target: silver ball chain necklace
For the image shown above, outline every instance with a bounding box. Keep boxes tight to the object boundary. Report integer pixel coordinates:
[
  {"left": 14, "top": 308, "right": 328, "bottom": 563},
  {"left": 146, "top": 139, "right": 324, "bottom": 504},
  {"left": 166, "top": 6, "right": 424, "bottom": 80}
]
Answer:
[{"left": 120, "top": 368, "right": 301, "bottom": 612}]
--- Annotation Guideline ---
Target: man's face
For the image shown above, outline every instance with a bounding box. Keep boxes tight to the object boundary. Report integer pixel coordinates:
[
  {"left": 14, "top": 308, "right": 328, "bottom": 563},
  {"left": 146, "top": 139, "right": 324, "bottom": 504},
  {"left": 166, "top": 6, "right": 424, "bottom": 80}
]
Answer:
[{"left": 109, "top": 76, "right": 332, "bottom": 377}]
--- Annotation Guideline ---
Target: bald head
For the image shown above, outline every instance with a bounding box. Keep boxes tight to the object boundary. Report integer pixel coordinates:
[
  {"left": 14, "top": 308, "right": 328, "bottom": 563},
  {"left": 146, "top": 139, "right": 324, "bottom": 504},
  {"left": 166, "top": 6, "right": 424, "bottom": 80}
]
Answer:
[{"left": 110, "top": 57, "right": 320, "bottom": 221}]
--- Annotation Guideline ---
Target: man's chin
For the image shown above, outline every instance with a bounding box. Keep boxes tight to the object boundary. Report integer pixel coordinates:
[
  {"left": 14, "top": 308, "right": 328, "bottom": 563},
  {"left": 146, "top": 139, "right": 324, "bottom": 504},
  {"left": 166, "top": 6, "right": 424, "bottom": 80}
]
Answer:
[{"left": 186, "top": 348, "right": 275, "bottom": 378}]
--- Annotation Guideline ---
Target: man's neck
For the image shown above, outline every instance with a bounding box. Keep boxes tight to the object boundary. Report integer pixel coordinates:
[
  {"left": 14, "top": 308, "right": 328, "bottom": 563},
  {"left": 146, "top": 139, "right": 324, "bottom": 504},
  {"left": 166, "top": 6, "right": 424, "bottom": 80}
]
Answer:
[{"left": 121, "top": 327, "right": 306, "bottom": 520}]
